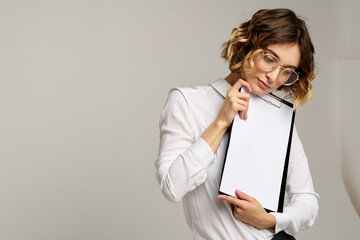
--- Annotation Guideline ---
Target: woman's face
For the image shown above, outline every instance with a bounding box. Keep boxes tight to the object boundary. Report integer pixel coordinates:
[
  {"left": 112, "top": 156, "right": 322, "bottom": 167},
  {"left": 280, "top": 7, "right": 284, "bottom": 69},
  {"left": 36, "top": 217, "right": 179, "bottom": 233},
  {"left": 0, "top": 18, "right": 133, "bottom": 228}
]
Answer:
[{"left": 244, "top": 42, "right": 301, "bottom": 96}]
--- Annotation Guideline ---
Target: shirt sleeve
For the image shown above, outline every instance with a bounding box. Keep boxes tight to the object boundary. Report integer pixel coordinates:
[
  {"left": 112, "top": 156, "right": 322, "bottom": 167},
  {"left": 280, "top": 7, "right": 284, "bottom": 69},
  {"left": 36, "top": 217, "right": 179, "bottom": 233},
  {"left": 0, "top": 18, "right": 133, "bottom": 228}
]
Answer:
[
  {"left": 155, "top": 88, "right": 216, "bottom": 202},
  {"left": 269, "top": 127, "right": 319, "bottom": 236}
]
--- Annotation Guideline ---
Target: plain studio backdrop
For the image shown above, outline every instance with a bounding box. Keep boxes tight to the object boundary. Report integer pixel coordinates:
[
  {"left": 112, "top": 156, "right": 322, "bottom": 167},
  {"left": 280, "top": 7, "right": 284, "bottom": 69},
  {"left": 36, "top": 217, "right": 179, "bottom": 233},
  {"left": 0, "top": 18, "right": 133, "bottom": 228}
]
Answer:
[{"left": 1, "top": 0, "right": 359, "bottom": 239}]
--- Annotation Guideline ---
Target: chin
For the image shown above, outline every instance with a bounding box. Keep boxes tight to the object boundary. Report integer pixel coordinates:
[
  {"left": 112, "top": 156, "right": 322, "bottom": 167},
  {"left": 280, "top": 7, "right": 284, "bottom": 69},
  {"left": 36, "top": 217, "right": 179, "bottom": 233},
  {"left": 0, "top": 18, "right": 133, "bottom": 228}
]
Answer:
[
  {"left": 252, "top": 87, "right": 269, "bottom": 97},
  {"left": 247, "top": 78, "right": 271, "bottom": 96}
]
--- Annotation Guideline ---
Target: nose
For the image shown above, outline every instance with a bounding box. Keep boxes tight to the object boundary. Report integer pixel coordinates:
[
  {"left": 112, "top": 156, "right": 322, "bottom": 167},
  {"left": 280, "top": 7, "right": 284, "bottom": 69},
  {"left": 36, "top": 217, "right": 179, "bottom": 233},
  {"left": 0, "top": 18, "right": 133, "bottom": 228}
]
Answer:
[{"left": 265, "top": 66, "right": 282, "bottom": 83}]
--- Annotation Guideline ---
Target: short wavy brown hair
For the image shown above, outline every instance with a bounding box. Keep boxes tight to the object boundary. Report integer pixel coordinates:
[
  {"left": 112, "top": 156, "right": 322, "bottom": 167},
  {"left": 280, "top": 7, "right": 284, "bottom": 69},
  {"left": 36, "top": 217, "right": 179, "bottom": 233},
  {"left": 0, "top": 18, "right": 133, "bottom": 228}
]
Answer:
[{"left": 221, "top": 8, "right": 315, "bottom": 107}]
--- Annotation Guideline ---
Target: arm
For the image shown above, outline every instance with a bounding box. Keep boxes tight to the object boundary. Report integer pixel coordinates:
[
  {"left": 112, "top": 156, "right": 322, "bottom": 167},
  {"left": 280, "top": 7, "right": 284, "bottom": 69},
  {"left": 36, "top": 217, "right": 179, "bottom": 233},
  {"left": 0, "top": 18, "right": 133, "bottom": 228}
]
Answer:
[
  {"left": 156, "top": 79, "right": 251, "bottom": 202},
  {"left": 202, "top": 79, "right": 252, "bottom": 153},
  {"left": 155, "top": 88, "right": 216, "bottom": 202}
]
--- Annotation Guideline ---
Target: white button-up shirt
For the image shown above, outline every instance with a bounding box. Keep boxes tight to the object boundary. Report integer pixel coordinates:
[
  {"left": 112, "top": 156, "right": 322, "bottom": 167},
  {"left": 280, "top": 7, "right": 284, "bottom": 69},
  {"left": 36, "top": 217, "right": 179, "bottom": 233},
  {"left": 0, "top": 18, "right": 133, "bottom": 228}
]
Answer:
[{"left": 156, "top": 78, "right": 319, "bottom": 239}]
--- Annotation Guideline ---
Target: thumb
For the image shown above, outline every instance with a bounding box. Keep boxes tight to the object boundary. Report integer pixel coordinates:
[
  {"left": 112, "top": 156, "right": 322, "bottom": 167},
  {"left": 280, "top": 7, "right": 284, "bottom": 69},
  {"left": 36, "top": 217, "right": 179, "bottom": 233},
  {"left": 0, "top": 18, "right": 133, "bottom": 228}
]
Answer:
[{"left": 235, "top": 189, "right": 253, "bottom": 202}]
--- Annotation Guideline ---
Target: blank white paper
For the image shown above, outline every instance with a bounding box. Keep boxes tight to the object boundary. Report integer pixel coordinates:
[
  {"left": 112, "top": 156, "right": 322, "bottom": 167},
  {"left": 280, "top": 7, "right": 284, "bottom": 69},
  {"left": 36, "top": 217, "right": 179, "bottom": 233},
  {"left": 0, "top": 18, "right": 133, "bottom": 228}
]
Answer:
[{"left": 219, "top": 89, "right": 294, "bottom": 212}]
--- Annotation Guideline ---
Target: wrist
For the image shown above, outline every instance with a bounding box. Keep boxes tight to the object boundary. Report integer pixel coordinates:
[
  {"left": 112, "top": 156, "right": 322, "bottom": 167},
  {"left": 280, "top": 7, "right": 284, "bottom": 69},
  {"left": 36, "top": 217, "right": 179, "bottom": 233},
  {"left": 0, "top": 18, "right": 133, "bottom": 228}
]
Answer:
[
  {"left": 201, "top": 118, "right": 230, "bottom": 154},
  {"left": 260, "top": 213, "right": 276, "bottom": 230},
  {"left": 214, "top": 117, "right": 230, "bottom": 131}
]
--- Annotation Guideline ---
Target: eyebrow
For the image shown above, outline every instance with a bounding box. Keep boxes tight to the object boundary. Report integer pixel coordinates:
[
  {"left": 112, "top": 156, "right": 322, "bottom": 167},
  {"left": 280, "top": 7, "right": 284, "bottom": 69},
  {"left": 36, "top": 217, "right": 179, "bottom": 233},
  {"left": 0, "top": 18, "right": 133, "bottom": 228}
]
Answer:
[{"left": 265, "top": 48, "right": 298, "bottom": 69}]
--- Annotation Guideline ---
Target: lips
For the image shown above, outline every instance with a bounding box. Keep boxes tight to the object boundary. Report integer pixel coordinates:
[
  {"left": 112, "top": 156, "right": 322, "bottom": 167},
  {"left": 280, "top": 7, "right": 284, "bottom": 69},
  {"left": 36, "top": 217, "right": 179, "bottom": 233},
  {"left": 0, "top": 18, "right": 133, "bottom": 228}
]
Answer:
[{"left": 257, "top": 78, "right": 270, "bottom": 89}]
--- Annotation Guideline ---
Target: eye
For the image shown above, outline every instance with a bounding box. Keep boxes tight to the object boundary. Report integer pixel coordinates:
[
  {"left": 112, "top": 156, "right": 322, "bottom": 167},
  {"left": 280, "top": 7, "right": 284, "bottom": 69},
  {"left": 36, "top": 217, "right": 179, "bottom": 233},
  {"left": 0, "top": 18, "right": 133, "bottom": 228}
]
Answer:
[
  {"left": 263, "top": 54, "right": 276, "bottom": 63},
  {"left": 282, "top": 69, "right": 294, "bottom": 76}
]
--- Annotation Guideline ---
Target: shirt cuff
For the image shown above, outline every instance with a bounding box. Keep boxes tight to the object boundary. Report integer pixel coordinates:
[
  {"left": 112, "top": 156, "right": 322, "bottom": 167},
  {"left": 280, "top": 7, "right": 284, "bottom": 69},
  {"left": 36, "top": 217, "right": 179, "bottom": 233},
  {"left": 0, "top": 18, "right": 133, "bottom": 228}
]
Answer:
[{"left": 269, "top": 212, "right": 291, "bottom": 234}]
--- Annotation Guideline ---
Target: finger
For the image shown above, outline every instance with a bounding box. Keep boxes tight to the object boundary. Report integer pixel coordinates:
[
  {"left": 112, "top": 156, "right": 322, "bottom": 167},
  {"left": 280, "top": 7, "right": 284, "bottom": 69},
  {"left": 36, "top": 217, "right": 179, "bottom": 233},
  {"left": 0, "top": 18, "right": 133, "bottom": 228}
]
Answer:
[
  {"left": 236, "top": 104, "right": 249, "bottom": 118},
  {"left": 232, "top": 78, "right": 244, "bottom": 91},
  {"left": 239, "top": 111, "right": 248, "bottom": 120},
  {"left": 236, "top": 94, "right": 250, "bottom": 120},
  {"left": 228, "top": 93, "right": 249, "bottom": 109},
  {"left": 240, "top": 80, "right": 253, "bottom": 93},
  {"left": 239, "top": 111, "right": 245, "bottom": 120},
  {"left": 233, "top": 205, "right": 244, "bottom": 217},
  {"left": 232, "top": 79, "right": 252, "bottom": 93},
  {"left": 236, "top": 98, "right": 249, "bottom": 109},
  {"left": 235, "top": 189, "right": 254, "bottom": 202},
  {"left": 217, "top": 195, "right": 243, "bottom": 206},
  {"left": 238, "top": 102, "right": 249, "bottom": 120},
  {"left": 236, "top": 92, "right": 250, "bottom": 101}
]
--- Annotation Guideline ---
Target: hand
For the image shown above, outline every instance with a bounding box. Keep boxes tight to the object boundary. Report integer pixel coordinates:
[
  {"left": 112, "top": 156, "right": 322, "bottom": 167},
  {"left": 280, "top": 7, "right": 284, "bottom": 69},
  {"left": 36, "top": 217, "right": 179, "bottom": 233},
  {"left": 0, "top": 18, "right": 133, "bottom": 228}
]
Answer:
[
  {"left": 217, "top": 189, "right": 276, "bottom": 230},
  {"left": 216, "top": 79, "right": 252, "bottom": 129}
]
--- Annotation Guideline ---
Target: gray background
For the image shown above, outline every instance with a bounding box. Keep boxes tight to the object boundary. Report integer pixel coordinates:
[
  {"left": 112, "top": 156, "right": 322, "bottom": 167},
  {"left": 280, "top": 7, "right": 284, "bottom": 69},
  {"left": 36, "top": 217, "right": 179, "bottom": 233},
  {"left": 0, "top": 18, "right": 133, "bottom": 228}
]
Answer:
[{"left": 1, "top": 0, "right": 359, "bottom": 239}]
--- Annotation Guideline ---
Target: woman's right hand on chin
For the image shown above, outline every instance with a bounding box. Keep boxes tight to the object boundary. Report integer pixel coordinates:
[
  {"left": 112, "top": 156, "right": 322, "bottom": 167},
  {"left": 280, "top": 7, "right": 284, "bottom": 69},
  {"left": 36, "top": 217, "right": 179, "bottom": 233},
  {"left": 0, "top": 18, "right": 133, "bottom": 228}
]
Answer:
[{"left": 216, "top": 79, "right": 252, "bottom": 128}]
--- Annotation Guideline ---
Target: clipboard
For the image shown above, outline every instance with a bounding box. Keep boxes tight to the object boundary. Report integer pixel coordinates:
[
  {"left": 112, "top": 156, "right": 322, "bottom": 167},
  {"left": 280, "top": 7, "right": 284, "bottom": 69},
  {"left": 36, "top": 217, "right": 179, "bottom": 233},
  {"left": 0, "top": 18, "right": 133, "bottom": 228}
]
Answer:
[{"left": 218, "top": 88, "right": 295, "bottom": 213}]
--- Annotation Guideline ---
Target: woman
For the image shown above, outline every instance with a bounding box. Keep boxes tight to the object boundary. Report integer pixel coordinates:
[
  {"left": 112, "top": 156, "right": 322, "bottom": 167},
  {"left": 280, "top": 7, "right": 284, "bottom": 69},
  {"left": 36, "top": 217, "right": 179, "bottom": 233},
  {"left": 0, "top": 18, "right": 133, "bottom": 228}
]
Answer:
[{"left": 156, "top": 8, "right": 319, "bottom": 240}]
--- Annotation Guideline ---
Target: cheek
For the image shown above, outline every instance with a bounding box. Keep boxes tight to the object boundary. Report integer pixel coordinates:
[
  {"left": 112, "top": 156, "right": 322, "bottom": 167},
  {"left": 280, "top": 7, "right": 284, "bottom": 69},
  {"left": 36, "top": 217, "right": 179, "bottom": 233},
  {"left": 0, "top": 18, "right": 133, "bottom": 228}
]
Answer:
[
  {"left": 269, "top": 83, "right": 283, "bottom": 93},
  {"left": 244, "top": 70, "right": 258, "bottom": 81},
  {"left": 274, "top": 82, "right": 283, "bottom": 89}
]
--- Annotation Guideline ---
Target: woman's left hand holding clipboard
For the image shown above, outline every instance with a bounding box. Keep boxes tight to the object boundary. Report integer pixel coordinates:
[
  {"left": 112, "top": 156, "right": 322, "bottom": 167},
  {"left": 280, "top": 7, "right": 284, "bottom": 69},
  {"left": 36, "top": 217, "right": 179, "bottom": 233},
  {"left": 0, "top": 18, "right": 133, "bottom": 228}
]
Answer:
[{"left": 217, "top": 189, "right": 276, "bottom": 230}]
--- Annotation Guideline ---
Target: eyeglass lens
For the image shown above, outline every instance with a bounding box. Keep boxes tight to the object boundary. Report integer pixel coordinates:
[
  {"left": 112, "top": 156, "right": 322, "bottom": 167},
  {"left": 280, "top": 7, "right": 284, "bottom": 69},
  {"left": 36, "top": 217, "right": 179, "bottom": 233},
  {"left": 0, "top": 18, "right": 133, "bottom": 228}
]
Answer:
[{"left": 259, "top": 53, "right": 298, "bottom": 85}]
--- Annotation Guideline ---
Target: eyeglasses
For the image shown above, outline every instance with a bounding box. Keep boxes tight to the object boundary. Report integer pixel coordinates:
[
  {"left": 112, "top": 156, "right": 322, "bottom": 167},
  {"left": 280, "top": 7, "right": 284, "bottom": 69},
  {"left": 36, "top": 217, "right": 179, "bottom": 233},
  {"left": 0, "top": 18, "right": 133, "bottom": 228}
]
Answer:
[{"left": 257, "top": 52, "right": 299, "bottom": 86}]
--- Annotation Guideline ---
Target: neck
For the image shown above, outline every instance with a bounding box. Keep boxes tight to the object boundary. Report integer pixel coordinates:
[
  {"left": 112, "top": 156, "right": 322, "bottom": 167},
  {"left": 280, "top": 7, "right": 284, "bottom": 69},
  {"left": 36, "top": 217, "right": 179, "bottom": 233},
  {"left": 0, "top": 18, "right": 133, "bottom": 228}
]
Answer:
[{"left": 225, "top": 71, "right": 244, "bottom": 86}]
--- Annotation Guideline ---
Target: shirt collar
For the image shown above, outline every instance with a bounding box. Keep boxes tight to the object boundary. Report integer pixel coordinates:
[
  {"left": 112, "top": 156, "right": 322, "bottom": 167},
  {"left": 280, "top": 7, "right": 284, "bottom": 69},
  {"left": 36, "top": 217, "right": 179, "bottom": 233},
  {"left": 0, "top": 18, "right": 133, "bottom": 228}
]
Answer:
[{"left": 209, "top": 78, "right": 231, "bottom": 99}]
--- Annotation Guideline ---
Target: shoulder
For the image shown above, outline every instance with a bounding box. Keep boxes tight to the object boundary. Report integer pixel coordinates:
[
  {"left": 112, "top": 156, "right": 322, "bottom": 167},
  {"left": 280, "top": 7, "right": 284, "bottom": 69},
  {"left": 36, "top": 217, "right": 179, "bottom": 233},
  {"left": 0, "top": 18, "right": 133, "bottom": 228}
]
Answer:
[
  {"left": 160, "top": 85, "right": 210, "bottom": 127},
  {"left": 167, "top": 83, "right": 214, "bottom": 105}
]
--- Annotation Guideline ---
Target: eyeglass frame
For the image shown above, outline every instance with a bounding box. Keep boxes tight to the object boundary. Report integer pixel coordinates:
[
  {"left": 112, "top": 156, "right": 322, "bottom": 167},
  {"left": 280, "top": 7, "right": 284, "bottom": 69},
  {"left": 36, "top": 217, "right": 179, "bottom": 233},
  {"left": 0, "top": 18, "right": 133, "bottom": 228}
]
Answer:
[{"left": 257, "top": 52, "right": 300, "bottom": 86}]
